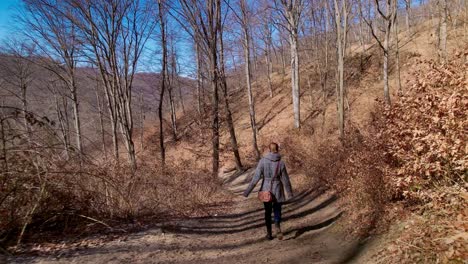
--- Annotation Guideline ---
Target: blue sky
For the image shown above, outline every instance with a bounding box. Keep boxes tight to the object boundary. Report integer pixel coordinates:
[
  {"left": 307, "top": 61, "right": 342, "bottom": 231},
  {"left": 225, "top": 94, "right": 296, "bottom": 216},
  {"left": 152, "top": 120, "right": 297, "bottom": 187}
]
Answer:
[
  {"left": 0, "top": 0, "right": 22, "bottom": 40},
  {"left": 0, "top": 0, "right": 195, "bottom": 76},
  {"left": 0, "top": 0, "right": 240, "bottom": 77}
]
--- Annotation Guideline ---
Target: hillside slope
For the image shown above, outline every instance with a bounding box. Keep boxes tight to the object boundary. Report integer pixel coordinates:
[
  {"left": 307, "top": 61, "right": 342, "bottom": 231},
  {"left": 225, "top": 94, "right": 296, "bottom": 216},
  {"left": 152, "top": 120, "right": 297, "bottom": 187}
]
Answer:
[{"left": 4, "top": 17, "right": 466, "bottom": 263}]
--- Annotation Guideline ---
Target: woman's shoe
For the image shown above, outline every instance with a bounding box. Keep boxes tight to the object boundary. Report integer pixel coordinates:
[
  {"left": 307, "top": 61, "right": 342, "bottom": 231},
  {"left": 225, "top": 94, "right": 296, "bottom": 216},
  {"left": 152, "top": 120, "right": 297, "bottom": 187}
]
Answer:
[
  {"left": 266, "top": 224, "right": 273, "bottom": 240},
  {"left": 275, "top": 223, "right": 283, "bottom": 240}
]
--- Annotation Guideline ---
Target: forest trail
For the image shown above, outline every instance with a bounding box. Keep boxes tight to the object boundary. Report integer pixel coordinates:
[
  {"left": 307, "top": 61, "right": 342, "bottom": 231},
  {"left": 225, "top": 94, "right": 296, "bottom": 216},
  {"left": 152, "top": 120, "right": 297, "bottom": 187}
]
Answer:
[{"left": 9, "top": 169, "right": 362, "bottom": 264}]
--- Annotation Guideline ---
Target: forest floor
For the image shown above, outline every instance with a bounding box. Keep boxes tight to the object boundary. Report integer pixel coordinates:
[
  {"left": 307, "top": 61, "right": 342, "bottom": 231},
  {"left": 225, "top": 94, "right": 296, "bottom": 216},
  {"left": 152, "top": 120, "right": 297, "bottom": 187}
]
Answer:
[
  {"left": 5, "top": 18, "right": 464, "bottom": 264},
  {"left": 7, "top": 169, "right": 363, "bottom": 264}
]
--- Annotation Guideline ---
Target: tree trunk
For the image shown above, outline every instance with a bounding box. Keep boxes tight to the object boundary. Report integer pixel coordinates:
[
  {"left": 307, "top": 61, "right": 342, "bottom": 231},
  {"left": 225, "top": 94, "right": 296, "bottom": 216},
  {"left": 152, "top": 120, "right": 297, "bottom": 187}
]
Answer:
[
  {"left": 210, "top": 45, "right": 220, "bottom": 177},
  {"left": 393, "top": 7, "right": 402, "bottom": 94},
  {"left": 158, "top": 0, "right": 167, "bottom": 165},
  {"left": 264, "top": 24, "right": 274, "bottom": 98},
  {"left": 70, "top": 80, "right": 82, "bottom": 157},
  {"left": 321, "top": 8, "right": 330, "bottom": 131},
  {"left": 279, "top": 1, "right": 303, "bottom": 129},
  {"left": 195, "top": 42, "right": 203, "bottom": 116},
  {"left": 337, "top": 30, "right": 345, "bottom": 139},
  {"left": 307, "top": 74, "right": 313, "bottom": 107},
  {"left": 139, "top": 91, "right": 145, "bottom": 150},
  {"left": 383, "top": 26, "right": 391, "bottom": 104},
  {"left": 54, "top": 92, "right": 70, "bottom": 159},
  {"left": 119, "top": 95, "right": 136, "bottom": 171},
  {"left": 279, "top": 38, "right": 287, "bottom": 75},
  {"left": 168, "top": 39, "right": 178, "bottom": 141},
  {"left": 266, "top": 51, "right": 273, "bottom": 97},
  {"left": 102, "top": 83, "right": 120, "bottom": 162},
  {"left": 252, "top": 40, "right": 258, "bottom": 75},
  {"left": 210, "top": 0, "right": 221, "bottom": 177},
  {"left": 219, "top": 23, "right": 243, "bottom": 171},
  {"left": 358, "top": 0, "right": 366, "bottom": 70},
  {"left": 384, "top": 0, "right": 394, "bottom": 105},
  {"left": 0, "top": 118, "right": 7, "bottom": 173},
  {"left": 176, "top": 74, "right": 185, "bottom": 114},
  {"left": 333, "top": 0, "right": 347, "bottom": 138},
  {"left": 290, "top": 33, "right": 301, "bottom": 129},
  {"left": 168, "top": 88, "right": 177, "bottom": 140},
  {"left": 438, "top": 0, "right": 448, "bottom": 62},
  {"left": 110, "top": 114, "right": 119, "bottom": 162},
  {"left": 405, "top": 0, "right": 412, "bottom": 34},
  {"left": 121, "top": 127, "right": 137, "bottom": 171},
  {"left": 20, "top": 81, "right": 31, "bottom": 143},
  {"left": 240, "top": 1, "right": 261, "bottom": 160},
  {"left": 94, "top": 84, "right": 107, "bottom": 158}
]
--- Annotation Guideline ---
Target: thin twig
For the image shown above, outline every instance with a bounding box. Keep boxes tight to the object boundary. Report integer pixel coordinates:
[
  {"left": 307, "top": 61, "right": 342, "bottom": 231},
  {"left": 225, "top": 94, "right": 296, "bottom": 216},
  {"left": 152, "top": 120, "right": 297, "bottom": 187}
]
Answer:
[
  {"left": 76, "top": 214, "right": 113, "bottom": 230},
  {"left": 75, "top": 214, "right": 127, "bottom": 233}
]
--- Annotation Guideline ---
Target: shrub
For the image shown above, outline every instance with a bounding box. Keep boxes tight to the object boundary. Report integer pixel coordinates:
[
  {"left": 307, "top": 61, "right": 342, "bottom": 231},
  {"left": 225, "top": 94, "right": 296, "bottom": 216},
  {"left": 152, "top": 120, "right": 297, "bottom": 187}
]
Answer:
[
  {"left": 379, "top": 50, "right": 467, "bottom": 201},
  {"left": 0, "top": 110, "right": 230, "bottom": 248}
]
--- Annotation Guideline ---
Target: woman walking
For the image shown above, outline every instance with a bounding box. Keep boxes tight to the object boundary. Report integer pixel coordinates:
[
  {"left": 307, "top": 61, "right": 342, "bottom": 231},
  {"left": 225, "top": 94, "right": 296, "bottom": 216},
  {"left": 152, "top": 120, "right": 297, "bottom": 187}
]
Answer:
[{"left": 243, "top": 142, "right": 294, "bottom": 240}]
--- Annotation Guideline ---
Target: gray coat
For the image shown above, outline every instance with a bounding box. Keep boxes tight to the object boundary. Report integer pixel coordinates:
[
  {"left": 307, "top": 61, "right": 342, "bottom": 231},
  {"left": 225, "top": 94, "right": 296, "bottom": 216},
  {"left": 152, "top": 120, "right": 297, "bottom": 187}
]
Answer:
[{"left": 243, "top": 152, "right": 293, "bottom": 203}]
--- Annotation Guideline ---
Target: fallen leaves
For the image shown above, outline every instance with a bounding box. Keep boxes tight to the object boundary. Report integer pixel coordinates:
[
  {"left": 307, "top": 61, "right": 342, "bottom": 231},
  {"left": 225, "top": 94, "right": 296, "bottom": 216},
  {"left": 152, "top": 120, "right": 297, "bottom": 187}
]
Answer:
[
  {"left": 378, "top": 48, "right": 467, "bottom": 199},
  {"left": 373, "top": 47, "right": 468, "bottom": 263}
]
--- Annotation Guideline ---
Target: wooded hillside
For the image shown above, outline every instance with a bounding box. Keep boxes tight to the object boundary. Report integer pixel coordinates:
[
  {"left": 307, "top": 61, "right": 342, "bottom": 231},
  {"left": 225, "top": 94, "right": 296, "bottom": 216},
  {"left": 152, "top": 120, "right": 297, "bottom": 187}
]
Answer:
[{"left": 0, "top": 0, "right": 466, "bottom": 262}]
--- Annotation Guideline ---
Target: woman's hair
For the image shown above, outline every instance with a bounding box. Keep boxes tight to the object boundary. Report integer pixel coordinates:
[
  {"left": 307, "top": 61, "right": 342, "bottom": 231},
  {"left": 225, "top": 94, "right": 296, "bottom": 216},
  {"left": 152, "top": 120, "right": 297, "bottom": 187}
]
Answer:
[{"left": 269, "top": 142, "right": 279, "bottom": 153}]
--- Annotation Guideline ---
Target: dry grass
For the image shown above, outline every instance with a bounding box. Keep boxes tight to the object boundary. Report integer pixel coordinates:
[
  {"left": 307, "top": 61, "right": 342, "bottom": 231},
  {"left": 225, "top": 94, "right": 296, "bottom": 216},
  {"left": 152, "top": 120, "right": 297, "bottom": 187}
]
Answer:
[{"left": 1, "top": 138, "right": 232, "bottom": 250}]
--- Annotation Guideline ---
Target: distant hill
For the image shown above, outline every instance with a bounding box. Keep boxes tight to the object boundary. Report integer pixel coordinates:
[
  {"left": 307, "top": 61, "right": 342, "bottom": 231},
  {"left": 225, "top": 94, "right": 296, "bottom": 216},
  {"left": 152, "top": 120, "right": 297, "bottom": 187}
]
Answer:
[{"left": 0, "top": 54, "right": 195, "bottom": 151}]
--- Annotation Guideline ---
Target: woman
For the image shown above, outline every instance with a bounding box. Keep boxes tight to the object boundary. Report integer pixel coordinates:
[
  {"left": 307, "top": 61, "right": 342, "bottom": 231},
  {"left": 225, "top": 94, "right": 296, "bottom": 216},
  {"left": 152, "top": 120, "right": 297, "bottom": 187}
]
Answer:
[{"left": 243, "top": 142, "right": 294, "bottom": 240}]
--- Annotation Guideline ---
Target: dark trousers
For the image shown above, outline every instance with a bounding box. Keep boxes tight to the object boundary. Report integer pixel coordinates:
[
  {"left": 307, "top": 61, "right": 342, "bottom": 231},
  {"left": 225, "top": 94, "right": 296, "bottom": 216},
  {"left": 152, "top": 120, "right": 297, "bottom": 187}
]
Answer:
[{"left": 263, "top": 202, "right": 282, "bottom": 234}]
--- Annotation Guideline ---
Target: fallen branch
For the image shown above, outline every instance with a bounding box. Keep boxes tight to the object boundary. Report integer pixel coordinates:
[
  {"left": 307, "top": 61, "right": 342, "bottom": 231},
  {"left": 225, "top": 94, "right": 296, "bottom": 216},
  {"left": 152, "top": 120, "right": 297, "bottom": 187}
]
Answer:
[{"left": 75, "top": 214, "right": 116, "bottom": 231}]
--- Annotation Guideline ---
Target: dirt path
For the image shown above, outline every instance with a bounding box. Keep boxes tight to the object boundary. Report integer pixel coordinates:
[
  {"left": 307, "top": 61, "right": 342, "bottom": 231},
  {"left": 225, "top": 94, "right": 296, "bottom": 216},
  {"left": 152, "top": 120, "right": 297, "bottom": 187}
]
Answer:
[{"left": 9, "top": 170, "right": 362, "bottom": 264}]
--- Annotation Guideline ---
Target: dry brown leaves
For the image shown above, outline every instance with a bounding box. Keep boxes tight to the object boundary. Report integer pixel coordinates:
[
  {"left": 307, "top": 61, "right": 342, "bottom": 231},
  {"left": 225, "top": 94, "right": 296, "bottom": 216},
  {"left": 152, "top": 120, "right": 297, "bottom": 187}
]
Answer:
[
  {"left": 374, "top": 48, "right": 468, "bottom": 263},
  {"left": 379, "top": 49, "right": 467, "bottom": 201},
  {"left": 374, "top": 187, "right": 467, "bottom": 263}
]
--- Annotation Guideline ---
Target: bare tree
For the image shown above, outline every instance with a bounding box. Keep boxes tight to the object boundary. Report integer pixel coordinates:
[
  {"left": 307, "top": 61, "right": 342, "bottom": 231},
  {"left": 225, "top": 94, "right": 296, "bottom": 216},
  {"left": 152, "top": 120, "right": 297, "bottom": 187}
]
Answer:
[
  {"left": 331, "top": 0, "right": 349, "bottom": 138},
  {"left": 139, "top": 91, "right": 145, "bottom": 150},
  {"left": 357, "top": 0, "right": 368, "bottom": 69},
  {"left": 194, "top": 39, "right": 204, "bottom": 115},
  {"left": 305, "top": 2, "right": 331, "bottom": 128},
  {"left": 168, "top": 34, "right": 178, "bottom": 141},
  {"left": 178, "top": 0, "right": 222, "bottom": 176},
  {"left": 236, "top": 0, "right": 261, "bottom": 160},
  {"left": 174, "top": 60, "right": 186, "bottom": 114},
  {"left": 49, "top": 80, "right": 72, "bottom": 158},
  {"left": 0, "top": 43, "right": 36, "bottom": 144},
  {"left": 93, "top": 77, "right": 107, "bottom": 158},
  {"left": 158, "top": 0, "right": 168, "bottom": 165},
  {"left": 218, "top": 19, "right": 244, "bottom": 171},
  {"left": 404, "top": 0, "right": 412, "bottom": 34},
  {"left": 437, "top": 0, "right": 448, "bottom": 62},
  {"left": 274, "top": 0, "right": 304, "bottom": 129},
  {"left": 392, "top": 2, "right": 402, "bottom": 94},
  {"left": 69, "top": 0, "right": 155, "bottom": 170},
  {"left": 259, "top": 10, "right": 275, "bottom": 97},
  {"left": 362, "top": 0, "right": 397, "bottom": 105},
  {"left": 22, "top": 0, "right": 84, "bottom": 157},
  {"left": 277, "top": 29, "right": 288, "bottom": 75}
]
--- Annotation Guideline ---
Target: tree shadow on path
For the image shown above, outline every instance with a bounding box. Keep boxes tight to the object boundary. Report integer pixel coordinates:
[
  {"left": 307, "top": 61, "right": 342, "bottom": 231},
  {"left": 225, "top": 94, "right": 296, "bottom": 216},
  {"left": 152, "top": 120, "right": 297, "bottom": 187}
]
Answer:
[{"left": 164, "top": 189, "right": 338, "bottom": 236}]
